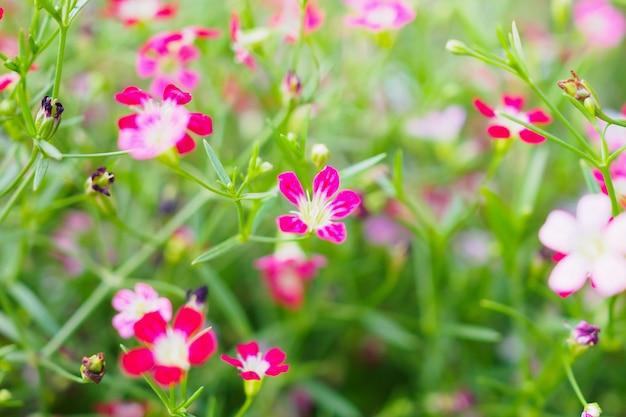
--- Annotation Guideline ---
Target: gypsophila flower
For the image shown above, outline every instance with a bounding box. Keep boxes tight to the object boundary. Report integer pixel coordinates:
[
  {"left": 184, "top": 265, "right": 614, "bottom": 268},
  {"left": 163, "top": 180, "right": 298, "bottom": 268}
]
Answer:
[
  {"left": 574, "top": 0, "right": 625, "bottom": 48},
  {"left": 221, "top": 341, "right": 289, "bottom": 381},
  {"left": 539, "top": 193, "right": 626, "bottom": 297},
  {"left": 270, "top": 0, "right": 325, "bottom": 43},
  {"left": 115, "top": 84, "right": 212, "bottom": 159},
  {"left": 107, "top": 0, "right": 176, "bottom": 26},
  {"left": 277, "top": 166, "right": 361, "bottom": 243},
  {"left": 343, "top": 0, "right": 416, "bottom": 32},
  {"left": 112, "top": 283, "right": 172, "bottom": 339},
  {"left": 121, "top": 306, "right": 217, "bottom": 385},
  {"left": 229, "top": 14, "right": 270, "bottom": 71}
]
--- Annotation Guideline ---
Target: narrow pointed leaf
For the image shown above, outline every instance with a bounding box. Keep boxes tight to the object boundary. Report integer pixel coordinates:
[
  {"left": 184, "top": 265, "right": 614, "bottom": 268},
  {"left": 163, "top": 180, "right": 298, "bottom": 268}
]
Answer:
[
  {"left": 203, "top": 140, "right": 232, "bottom": 188},
  {"left": 33, "top": 157, "right": 49, "bottom": 191},
  {"left": 191, "top": 236, "right": 239, "bottom": 264}
]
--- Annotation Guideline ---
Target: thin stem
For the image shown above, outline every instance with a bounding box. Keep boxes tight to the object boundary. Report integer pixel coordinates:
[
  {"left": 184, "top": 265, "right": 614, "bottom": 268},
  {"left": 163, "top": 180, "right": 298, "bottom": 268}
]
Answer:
[
  {"left": 598, "top": 165, "right": 619, "bottom": 216},
  {"left": 563, "top": 356, "right": 587, "bottom": 407},
  {"left": 233, "top": 395, "right": 255, "bottom": 417},
  {"left": 247, "top": 234, "right": 308, "bottom": 243},
  {"left": 61, "top": 149, "right": 132, "bottom": 158},
  {"left": 235, "top": 200, "right": 247, "bottom": 239},
  {"left": 0, "top": 147, "right": 38, "bottom": 198},
  {"left": 52, "top": 27, "right": 68, "bottom": 99},
  {"left": 0, "top": 168, "right": 35, "bottom": 226},
  {"left": 169, "top": 165, "right": 231, "bottom": 198},
  {"left": 39, "top": 357, "right": 85, "bottom": 384},
  {"left": 17, "top": 78, "right": 36, "bottom": 136}
]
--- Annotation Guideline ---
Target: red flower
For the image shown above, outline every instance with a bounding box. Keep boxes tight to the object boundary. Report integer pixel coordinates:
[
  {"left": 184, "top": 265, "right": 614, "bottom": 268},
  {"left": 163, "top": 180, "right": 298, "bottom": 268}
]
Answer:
[
  {"left": 121, "top": 306, "right": 217, "bottom": 385},
  {"left": 221, "top": 341, "right": 289, "bottom": 380},
  {"left": 473, "top": 95, "right": 552, "bottom": 144}
]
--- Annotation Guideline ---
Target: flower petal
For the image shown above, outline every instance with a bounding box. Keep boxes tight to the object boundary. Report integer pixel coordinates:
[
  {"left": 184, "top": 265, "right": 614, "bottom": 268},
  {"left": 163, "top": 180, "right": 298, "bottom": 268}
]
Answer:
[
  {"left": 316, "top": 222, "right": 347, "bottom": 244},
  {"left": 278, "top": 215, "right": 309, "bottom": 235},
  {"left": 263, "top": 347, "right": 286, "bottom": 366},
  {"left": 548, "top": 254, "right": 590, "bottom": 297},
  {"left": 278, "top": 172, "right": 305, "bottom": 206},
  {"left": 188, "top": 112, "right": 213, "bottom": 136},
  {"left": 122, "top": 348, "right": 154, "bottom": 375},
  {"left": 526, "top": 109, "right": 552, "bottom": 124},
  {"left": 503, "top": 94, "right": 524, "bottom": 111},
  {"left": 173, "top": 306, "right": 203, "bottom": 338},
  {"left": 473, "top": 99, "right": 495, "bottom": 118},
  {"left": 115, "top": 86, "right": 152, "bottom": 106},
  {"left": 118, "top": 114, "right": 138, "bottom": 129},
  {"left": 112, "top": 313, "right": 137, "bottom": 339},
  {"left": 240, "top": 371, "right": 261, "bottom": 380},
  {"left": 328, "top": 190, "right": 361, "bottom": 220},
  {"left": 591, "top": 255, "right": 626, "bottom": 296},
  {"left": 487, "top": 125, "right": 511, "bottom": 139},
  {"left": 134, "top": 312, "right": 167, "bottom": 344},
  {"left": 518, "top": 129, "right": 546, "bottom": 144},
  {"left": 576, "top": 193, "right": 612, "bottom": 233},
  {"left": 265, "top": 363, "right": 289, "bottom": 376},
  {"left": 538, "top": 210, "right": 577, "bottom": 253},
  {"left": 221, "top": 354, "right": 243, "bottom": 369},
  {"left": 136, "top": 55, "right": 157, "bottom": 78},
  {"left": 605, "top": 213, "right": 626, "bottom": 253},
  {"left": 175, "top": 69, "right": 200, "bottom": 92},
  {"left": 313, "top": 166, "right": 340, "bottom": 200},
  {"left": 163, "top": 84, "right": 192, "bottom": 104},
  {"left": 237, "top": 341, "right": 259, "bottom": 358},
  {"left": 112, "top": 289, "right": 138, "bottom": 311},
  {"left": 153, "top": 366, "right": 184, "bottom": 386},
  {"left": 188, "top": 330, "right": 218, "bottom": 365},
  {"left": 175, "top": 133, "right": 196, "bottom": 155},
  {"left": 134, "top": 283, "right": 158, "bottom": 300}
]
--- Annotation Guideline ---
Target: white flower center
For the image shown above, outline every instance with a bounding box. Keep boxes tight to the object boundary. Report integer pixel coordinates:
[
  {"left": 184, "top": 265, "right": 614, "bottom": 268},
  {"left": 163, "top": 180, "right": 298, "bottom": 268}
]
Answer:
[
  {"left": 294, "top": 191, "right": 332, "bottom": 231},
  {"left": 137, "top": 99, "right": 190, "bottom": 149},
  {"left": 277, "top": 268, "right": 301, "bottom": 294},
  {"left": 575, "top": 233, "right": 605, "bottom": 262},
  {"left": 496, "top": 105, "right": 528, "bottom": 134},
  {"left": 152, "top": 329, "right": 189, "bottom": 370},
  {"left": 365, "top": 6, "right": 398, "bottom": 27},
  {"left": 240, "top": 352, "right": 270, "bottom": 377}
]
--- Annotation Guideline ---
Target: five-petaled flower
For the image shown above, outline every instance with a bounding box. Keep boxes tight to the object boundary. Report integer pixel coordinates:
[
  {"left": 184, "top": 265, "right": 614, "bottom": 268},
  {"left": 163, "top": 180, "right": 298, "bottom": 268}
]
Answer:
[
  {"left": 539, "top": 193, "right": 626, "bottom": 297},
  {"left": 112, "top": 283, "right": 172, "bottom": 339},
  {"left": 270, "top": 0, "right": 325, "bottom": 43},
  {"left": 121, "top": 306, "right": 218, "bottom": 386},
  {"left": 221, "top": 341, "right": 289, "bottom": 381},
  {"left": 343, "top": 0, "right": 416, "bottom": 32},
  {"left": 277, "top": 166, "right": 361, "bottom": 244},
  {"left": 115, "top": 84, "right": 212, "bottom": 159},
  {"left": 137, "top": 26, "right": 221, "bottom": 97},
  {"left": 107, "top": 0, "right": 176, "bottom": 26},
  {"left": 473, "top": 95, "right": 552, "bottom": 144}
]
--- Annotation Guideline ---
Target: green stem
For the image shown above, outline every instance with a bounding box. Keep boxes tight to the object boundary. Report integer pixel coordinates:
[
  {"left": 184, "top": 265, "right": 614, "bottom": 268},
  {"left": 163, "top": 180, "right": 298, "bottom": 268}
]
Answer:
[
  {"left": 169, "top": 165, "right": 231, "bottom": 198},
  {"left": 17, "top": 78, "right": 36, "bottom": 136},
  {"left": 247, "top": 234, "right": 308, "bottom": 243},
  {"left": 563, "top": 356, "right": 587, "bottom": 407},
  {"left": 606, "top": 295, "right": 617, "bottom": 339},
  {"left": 235, "top": 200, "right": 247, "bottom": 239},
  {"left": 0, "top": 168, "right": 35, "bottom": 226},
  {"left": 233, "top": 395, "right": 255, "bottom": 417},
  {"left": 39, "top": 357, "right": 85, "bottom": 384},
  {"left": 598, "top": 164, "right": 619, "bottom": 216},
  {"left": 52, "top": 26, "right": 68, "bottom": 99},
  {"left": 61, "top": 149, "right": 132, "bottom": 158},
  {"left": 0, "top": 147, "right": 38, "bottom": 198}
]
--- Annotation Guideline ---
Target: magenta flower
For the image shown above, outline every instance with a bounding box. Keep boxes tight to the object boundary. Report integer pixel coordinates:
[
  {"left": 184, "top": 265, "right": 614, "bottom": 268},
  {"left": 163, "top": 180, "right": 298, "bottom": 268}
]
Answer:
[
  {"left": 112, "top": 283, "right": 172, "bottom": 339},
  {"left": 221, "top": 341, "right": 289, "bottom": 381},
  {"left": 270, "top": 0, "right": 325, "bottom": 43},
  {"left": 107, "top": 0, "right": 176, "bottom": 26},
  {"left": 229, "top": 14, "right": 270, "bottom": 71},
  {"left": 115, "top": 84, "right": 212, "bottom": 159},
  {"left": 121, "top": 306, "right": 217, "bottom": 386},
  {"left": 570, "top": 320, "right": 600, "bottom": 346},
  {"left": 254, "top": 242, "right": 326, "bottom": 309},
  {"left": 473, "top": 95, "right": 552, "bottom": 144},
  {"left": 277, "top": 166, "right": 361, "bottom": 244},
  {"left": 137, "top": 26, "right": 220, "bottom": 97},
  {"left": 574, "top": 0, "right": 625, "bottom": 48},
  {"left": 539, "top": 194, "right": 626, "bottom": 297},
  {"left": 344, "top": 0, "right": 416, "bottom": 32}
]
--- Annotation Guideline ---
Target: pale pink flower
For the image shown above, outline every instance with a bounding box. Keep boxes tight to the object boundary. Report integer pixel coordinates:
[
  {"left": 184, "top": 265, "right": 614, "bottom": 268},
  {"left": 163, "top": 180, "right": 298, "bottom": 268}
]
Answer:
[
  {"left": 277, "top": 166, "right": 361, "bottom": 244},
  {"left": 112, "top": 283, "right": 172, "bottom": 338},
  {"left": 539, "top": 194, "right": 626, "bottom": 297},
  {"left": 405, "top": 105, "right": 466, "bottom": 143},
  {"left": 137, "top": 26, "right": 220, "bottom": 97},
  {"left": 254, "top": 242, "right": 326, "bottom": 309},
  {"left": 593, "top": 152, "right": 626, "bottom": 207},
  {"left": 230, "top": 14, "right": 270, "bottom": 71},
  {"left": 270, "top": 0, "right": 325, "bottom": 43},
  {"left": 344, "top": 0, "right": 416, "bottom": 32},
  {"left": 585, "top": 107, "right": 626, "bottom": 151},
  {"left": 574, "top": 0, "right": 625, "bottom": 48},
  {"left": 221, "top": 341, "right": 289, "bottom": 380},
  {"left": 107, "top": 0, "right": 176, "bottom": 26},
  {"left": 95, "top": 401, "right": 147, "bottom": 417},
  {"left": 115, "top": 84, "right": 212, "bottom": 159}
]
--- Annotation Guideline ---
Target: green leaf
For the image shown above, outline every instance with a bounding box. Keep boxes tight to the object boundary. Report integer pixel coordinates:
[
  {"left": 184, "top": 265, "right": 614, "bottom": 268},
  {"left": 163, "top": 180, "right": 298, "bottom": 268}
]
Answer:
[
  {"left": 392, "top": 149, "right": 404, "bottom": 199},
  {"left": 8, "top": 282, "right": 60, "bottom": 336},
  {"left": 203, "top": 140, "right": 232, "bottom": 188},
  {"left": 37, "top": 0, "right": 63, "bottom": 23},
  {"left": 191, "top": 236, "right": 240, "bottom": 265},
  {"left": 33, "top": 157, "right": 49, "bottom": 191},
  {"left": 240, "top": 190, "right": 278, "bottom": 200},
  {"left": 28, "top": 35, "right": 38, "bottom": 54},
  {"left": 0, "top": 312, "right": 19, "bottom": 342},
  {"left": 340, "top": 153, "right": 387, "bottom": 180},
  {"left": 301, "top": 380, "right": 362, "bottom": 417},
  {"left": 442, "top": 323, "right": 502, "bottom": 343},
  {"left": 68, "top": 0, "right": 89, "bottom": 22},
  {"left": 509, "top": 21, "right": 528, "bottom": 74},
  {"left": 251, "top": 194, "right": 277, "bottom": 234},
  {"left": 37, "top": 140, "right": 63, "bottom": 161},
  {"left": 515, "top": 146, "right": 549, "bottom": 219},
  {"left": 361, "top": 310, "right": 419, "bottom": 349},
  {"left": 481, "top": 187, "right": 518, "bottom": 253}
]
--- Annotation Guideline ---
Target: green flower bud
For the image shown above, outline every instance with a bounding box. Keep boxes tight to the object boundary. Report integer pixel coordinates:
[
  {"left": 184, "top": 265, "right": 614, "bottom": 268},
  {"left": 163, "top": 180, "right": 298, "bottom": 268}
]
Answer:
[
  {"left": 34, "top": 96, "right": 64, "bottom": 141},
  {"left": 311, "top": 143, "right": 330, "bottom": 169},
  {"left": 80, "top": 352, "right": 106, "bottom": 384},
  {"left": 243, "top": 378, "right": 263, "bottom": 398},
  {"left": 445, "top": 40, "right": 471, "bottom": 55}
]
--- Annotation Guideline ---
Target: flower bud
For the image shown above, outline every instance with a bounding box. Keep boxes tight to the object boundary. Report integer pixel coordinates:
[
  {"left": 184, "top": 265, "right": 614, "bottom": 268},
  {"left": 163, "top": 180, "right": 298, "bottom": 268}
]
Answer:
[
  {"left": 311, "top": 143, "right": 330, "bottom": 169},
  {"left": 445, "top": 40, "right": 471, "bottom": 55},
  {"left": 80, "top": 352, "right": 106, "bottom": 384},
  {"left": 34, "top": 96, "right": 64, "bottom": 141},
  {"left": 557, "top": 70, "right": 601, "bottom": 115},
  {"left": 259, "top": 161, "right": 273, "bottom": 173},
  {"left": 582, "top": 402, "right": 602, "bottom": 417},
  {"left": 282, "top": 71, "right": 302, "bottom": 104},
  {"left": 186, "top": 285, "right": 209, "bottom": 310},
  {"left": 86, "top": 167, "right": 115, "bottom": 197},
  {"left": 570, "top": 321, "right": 600, "bottom": 346}
]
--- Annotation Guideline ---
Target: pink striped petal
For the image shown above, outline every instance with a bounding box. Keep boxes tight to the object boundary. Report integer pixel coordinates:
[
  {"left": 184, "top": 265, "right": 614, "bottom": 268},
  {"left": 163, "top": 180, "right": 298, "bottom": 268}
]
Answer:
[
  {"left": 526, "top": 109, "right": 552, "bottom": 124},
  {"left": 237, "top": 341, "right": 259, "bottom": 358},
  {"left": 503, "top": 95, "right": 524, "bottom": 111},
  {"left": 163, "top": 84, "right": 192, "bottom": 104},
  {"left": 278, "top": 172, "right": 305, "bottom": 205},
  {"left": 473, "top": 99, "right": 495, "bottom": 117},
  {"left": 316, "top": 222, "right": 346, "bottom": 243},
  {"left": 188, "top": 112, "right": 213, "bottom": 135},
  {"left": 188, "top": 330, "right": 217, "bottom": 365},
  {"left": 487, "top": 125, "right": 511, "bottom": 139},
  {"left": 112, "top": 289, "right": 138, "bottom": 310},
  {"left": 221, "top": 354, "right": 243, "bottom": 368},
  {"left": 328, "top": 190, "right": 361, "bottom": 220},
  {"left": 278, "top": 215, "right": 309, "bottom": 235},
  {"left": 122, "top": 348, "right": 154, "bottom": 375},
  {"left": 175, "top": 134, "right": 196, "bottom": 155},
  {"left": 519, "top": 129, "right": 546, "bottom": 144},
  {"left": 173, "top": 306, "right": 203, "bottom": 338},
  {"left": 240, "top": 371, "right": 261, "bottom": 380},
  {"left": 153, "top": 366, "right": 184, "bottom": 386},
  {"left": 118, "top": 114, "right": 138, "bottom": 129},
  {"left": 313, "top": 166, "right": 340, "bottom": 200},
  {"left": 134, "top": 312, "right": 167, "bottom": 344},
  {"left": 156, "top": 5, "right": 176, "bottom": 17},
  {"left": 134, "top": 283, "right": 158, "bottom": 300},
  {"left": 115, "top": 86, "right": 152, "bottom": 106}
]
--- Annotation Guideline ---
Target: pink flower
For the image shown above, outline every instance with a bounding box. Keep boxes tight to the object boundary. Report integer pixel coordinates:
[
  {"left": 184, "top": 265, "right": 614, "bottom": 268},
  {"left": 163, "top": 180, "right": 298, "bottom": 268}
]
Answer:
[
  {"left": 229, "top": 14, "right": 270, "bottom": 71},
  {"left": 270, "top": 0, "right": 325, "bottom": 43},
  {"left": 593, "top": 152, "right": 626, "bottom": 207},
  {"left": 0, "top": 8, "right": 3, "bottom": 20},
  {"left": 538, "top": 193, "right": 626, "bottom": 297},
  {"left": 585, "top": 107, "right": 626, "bottom": 151},
  {"left": 473, "top": 95, "right": 552, "bottom": 144},
  {"left": 121, "top": 306, "right": 217, "bottom": 386},
  {"left": 112, "top": 283, "right": 172, "bottom": 339},
  {"left": 277, "top": 166, "right": 361, "bottom": 244},
  {"left": 574, "top": 0, "right": 625, "bottom": 48},
  {"left": 405, "top": 105, "right": 466, "bottom": 143},
  {"left": 107, "top": 0, "right": 176, "bottom": 26},
  {"left": 137, "top": 26, "right": 220, "bottom": 97},
  {"left": 95, "top": 400, "right": 147, "bottom": 417},
  {"left": 254, "top": 242, "right": 326, "bottom": 309},
  {"left": 115, "top": 84, "right": 212, "bottom": 159},
  {"left": 344, "top": 0, "right": 416, "bottom": 32},
  {"left": 221, "top": 341, "right": 289, "bottom": 380}
]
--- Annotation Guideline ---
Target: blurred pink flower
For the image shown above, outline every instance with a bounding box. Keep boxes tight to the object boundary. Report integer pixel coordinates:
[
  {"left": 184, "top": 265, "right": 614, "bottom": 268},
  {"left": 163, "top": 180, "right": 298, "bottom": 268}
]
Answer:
[
  {"left": 474, "top": 95, "right": 552, "bottom": 144},
  {"left": 363, "top": 214, "right": 411, "bottom": 249},
  {"left": 51, "top": 211, "right": 93, "bottom": 277},
  {"left": 115, "top": 84, "right": 212, "bottom": 159},
  {"left": 230, "top": 13, "right": 271, "bottom": 71},
  {"left": 270, "top": 0, "right": 325, "bottom": 43},
  {"left": 277, "top": 166, "right": 361, "bottom": 243},
  {"left": 585, "top": 107, "right": 626, "bottom": 151},
  {"left": 0, "top": 7, "right": 3, "bottom": 20},
  {"left": 221, "top": 341, "right": 289, "bottom": 380},
  {"left": 574, "top": 0, "right": 625, "bottom": 48},
  {"left": 137, "top": 26, "right": 220, "bottom": 97},
  {"left": 344, "top": 0, "right": 416, "bottom": 32},
  {"left": 405, "top": 105, "right": 466, "bottom": 143},
  {"left": 0, "top": 72, "right": 18, "bottom": 92},
  {"left": 593, "top": 151, "right": 626, "bottom": 207},
  {"left": 95, "top": 400, "right": 147, "bottom": 417},
  {"left": 539, "top": 193, "right": 626, "bottom": 297},
  {"left": 112, "top": 282, "right": 172, "bottom": 338},
  {"left": 254, "top": 242, "right": 326, "bottom": 309},
  {"left": 107, "top": 0, "right": 176, "bottom": 26}
]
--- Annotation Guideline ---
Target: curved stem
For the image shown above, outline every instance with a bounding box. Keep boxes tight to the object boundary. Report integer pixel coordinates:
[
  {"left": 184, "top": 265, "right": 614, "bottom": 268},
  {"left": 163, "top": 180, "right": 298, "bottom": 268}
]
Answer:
[
  {"left": 598, "top": 164, "right": 619, "bottom": 216},
  {"left": 0, "top": 168, "right": 35, "bottom": 226},
  {"left": 233, "top": 395, "right": 255, "bottom": 417},
  {"left": 563, "top": 356, "right": 587, "bottom": 407},
  {"left": 247, "top": 234, "right": 308, "bottom": 243},
  {"left": 61, "top": 149, "right": 132, "bottom": 158},
  {"left": 0, "top": 147, "right": 38, "bottom": 198}
]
